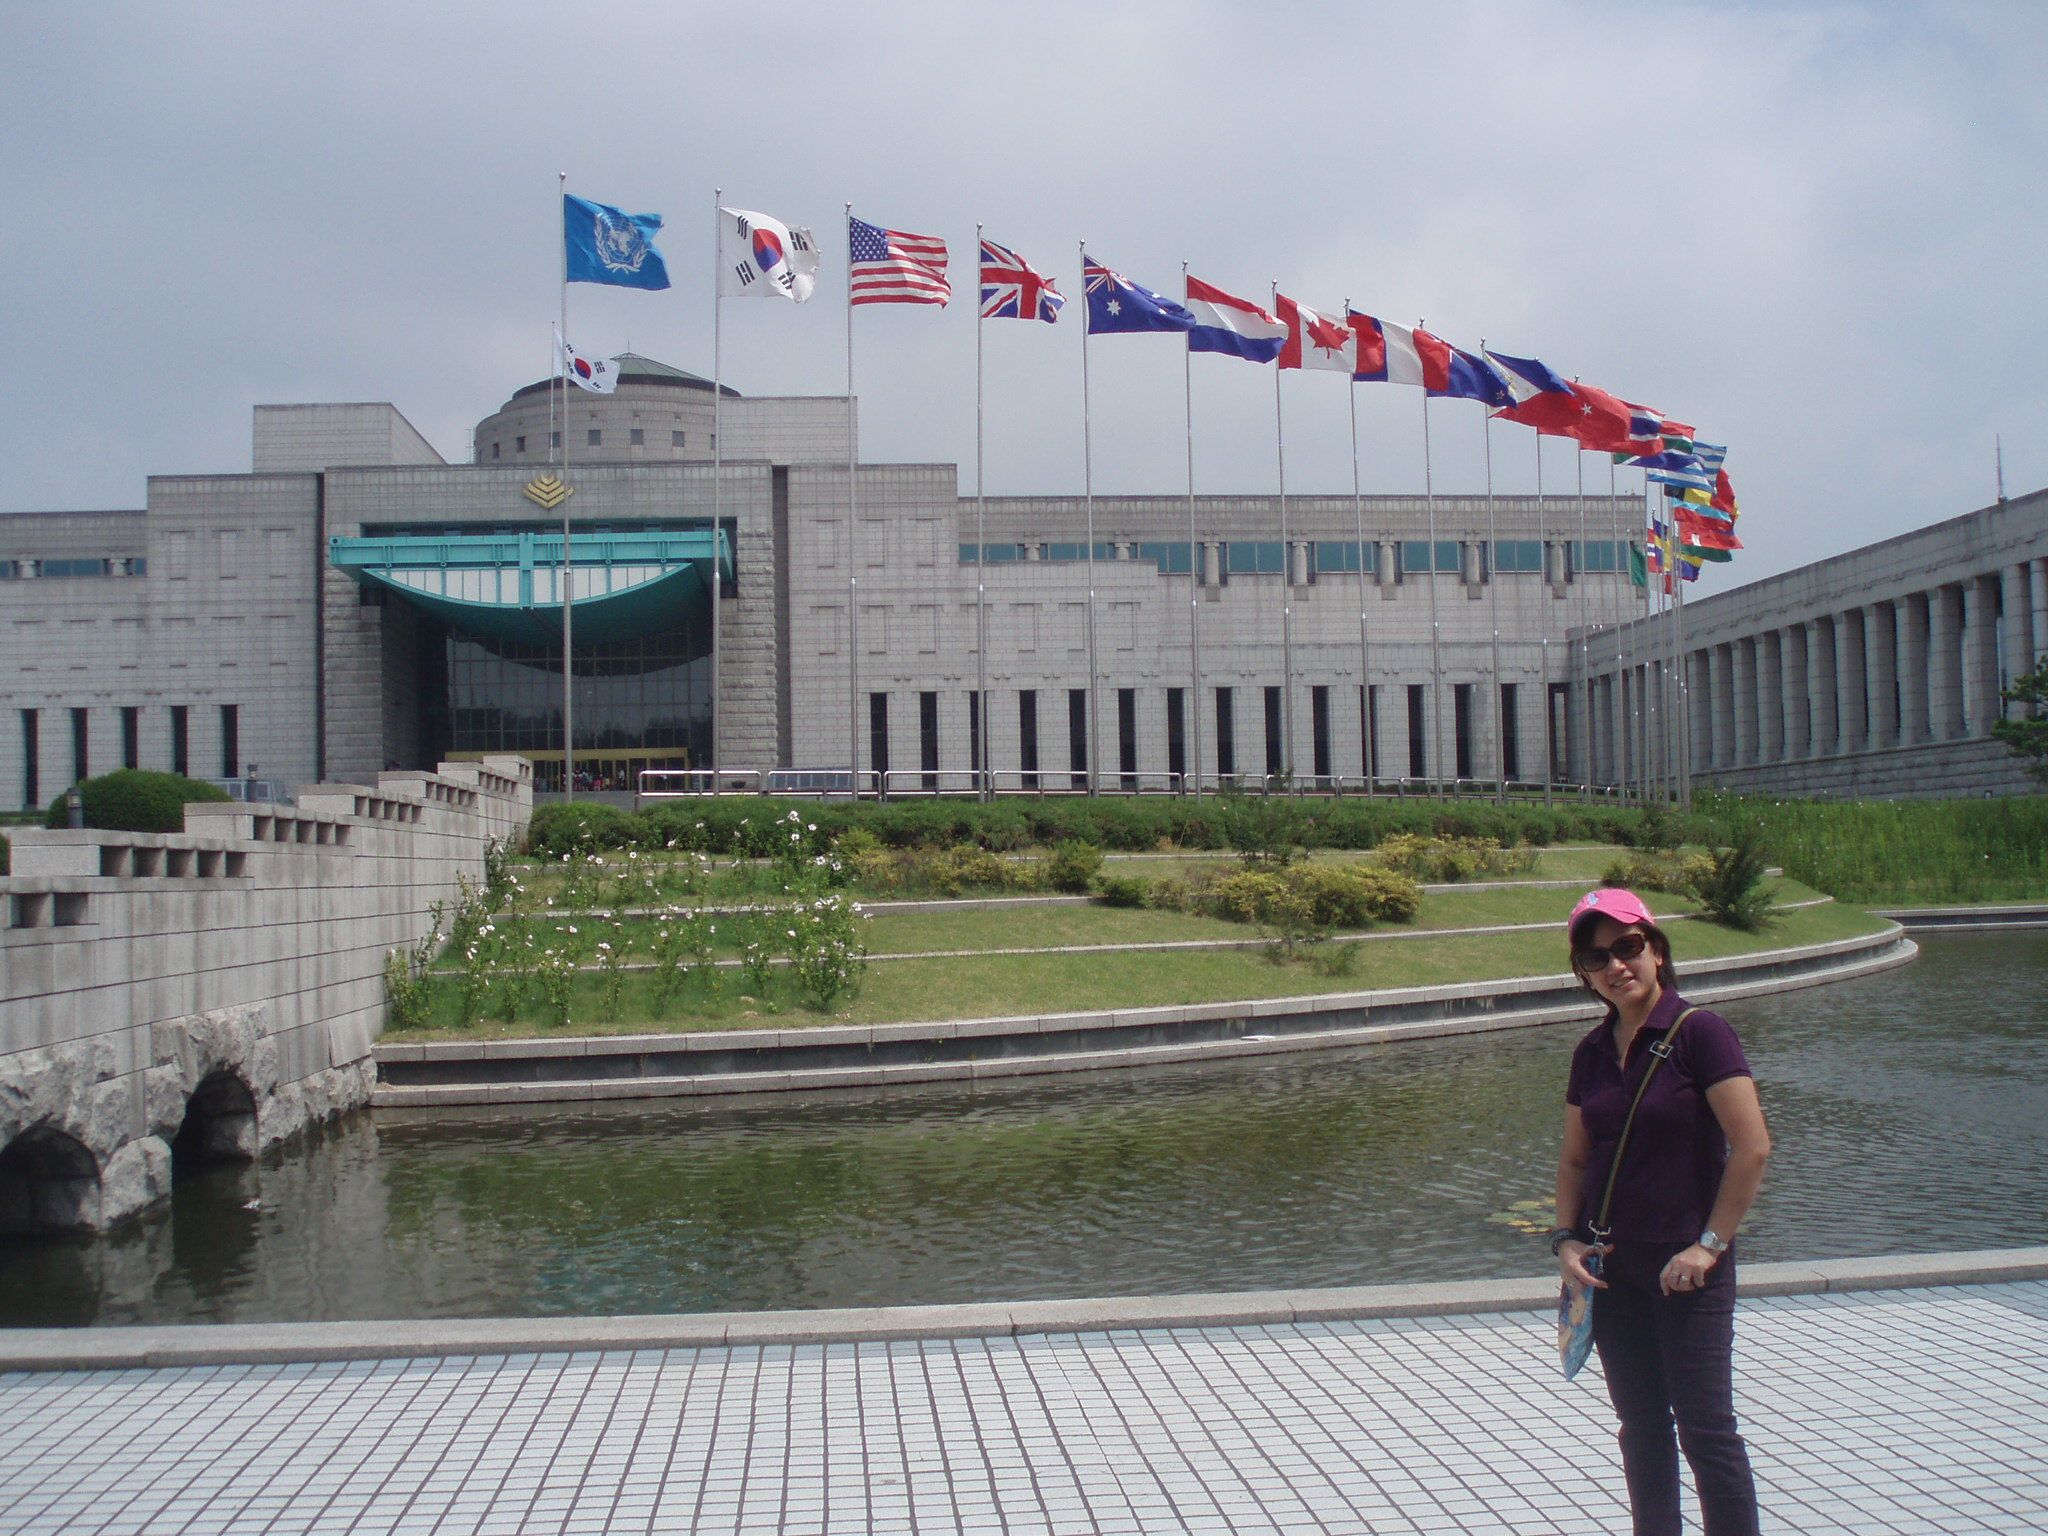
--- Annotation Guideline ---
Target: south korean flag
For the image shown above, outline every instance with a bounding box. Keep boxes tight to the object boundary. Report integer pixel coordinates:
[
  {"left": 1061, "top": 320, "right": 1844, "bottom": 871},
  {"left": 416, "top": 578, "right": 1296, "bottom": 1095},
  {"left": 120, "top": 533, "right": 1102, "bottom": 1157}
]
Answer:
[
  {"left": 555, "top": 330, "right": 619, "bottom": 394},
  {"left": 719, "top": 207, "right": 819, "bottom": 303}
]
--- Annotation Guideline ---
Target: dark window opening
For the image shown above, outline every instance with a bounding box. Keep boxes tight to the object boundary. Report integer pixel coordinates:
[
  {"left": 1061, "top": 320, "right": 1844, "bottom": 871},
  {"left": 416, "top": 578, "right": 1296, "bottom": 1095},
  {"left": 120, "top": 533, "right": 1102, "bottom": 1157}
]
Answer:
[
  {"left": 1165, "top": 687, "right": 1186, "bottom": 784},
  {"left": 1117, "top": 688, "right": 1137, "bottom": 791},
  {"left": 1311, "top": 686, "right": 1331, "bottom": 783},
  {"left": 919, "top": 691, "right": 939, "bottom": 791},
  {"left": 869, "top": 692, "right": 890, "bottom": 779},
  {"left": 630, "top": 428, "right": 645, "bottom": 446},
  {"left": 1215, "top": 686, "right": 1235, "bottom": 776},
  {"left": 1019, "top": 690, "right": 1039, "bottom": 790},
  {"left": 70, "top": 708, "right": 88, "bottom": 785},
  {"left": 1363, "top": 686, "right": 1381, "bottom": 780},
  {"left": 1549, "top": 681, "right": 1571, "bottom": 783},
  {"left": 1068, "top": 688, "right": 1088, "bottom": 791},
  {"left": 587, "top": 428, "right": 602, "bottom": 447},
  {"left": 170, "top": 706, "right": 189, "bottom": 778},
  {"left": 968, "top": 690, "right": 982, "bottom": 781},
  {"left": 1407, "top": 685, "right": 1427, "bottom": 779},
  {"left": 672, "top": 430, "right": 686, "bottom": 449},
  {"left": 220, "top": 704, "right": 239, "bottom": 779},
  {"left": 121, "top": 707, "right": 140, "bottom": 771},
  {"left": 19, "top": 709, "right": 37, "bottom": 809},
  {"left": 1454, "top": 683, "right": 1474, "bottom": 780},
  {"left": 1500, "top": 683, "right": 1521, "bottom": 781},
  {"left": 1264, "top": 686, "right": 1283, "bottom": 780}
]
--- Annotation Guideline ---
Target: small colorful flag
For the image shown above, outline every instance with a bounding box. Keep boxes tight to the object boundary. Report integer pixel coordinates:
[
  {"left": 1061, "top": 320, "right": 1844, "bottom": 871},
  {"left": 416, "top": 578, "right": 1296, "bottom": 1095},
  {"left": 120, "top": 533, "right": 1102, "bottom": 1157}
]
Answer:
[
  {"left": 979, "top": 239, "right": 1063, "bottom": 323},
  {"left": 1083, "top": 258, "right": 1194, "bottom": 334},
  {"left": 563, "top": 194, "right": 670, "bottom": 291},
  {"left": 849, "top": 217, "right": 949, "bottom": 306},
  {"left": 1483, "top": 349, "right": 1572, "bottom": 403},
  {"left": 720, "top": 207, "right": 819, "bottom": 303},
  {"left": 554, "top": 329, "right": 618, "bottom": 394},
  {"left": 1184, "top": 276, "right": 1285, "bottom": 362},
  {"left": 1276, "top": 293, "right": 1355, "bottom": 371},
  {"left": 1353, "top": 314, "right": 1510, "bottom": 402},
  {"left": 1628, "top": 541, "right": 1648, "bottom": 588}
]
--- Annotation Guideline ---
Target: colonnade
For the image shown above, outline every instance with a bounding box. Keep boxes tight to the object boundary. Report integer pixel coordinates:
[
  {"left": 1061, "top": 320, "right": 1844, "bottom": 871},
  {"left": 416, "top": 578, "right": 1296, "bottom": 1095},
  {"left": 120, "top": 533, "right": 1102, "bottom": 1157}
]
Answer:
[{"left": 1581, "top": 546, "right": 2048, "bottom": 793}]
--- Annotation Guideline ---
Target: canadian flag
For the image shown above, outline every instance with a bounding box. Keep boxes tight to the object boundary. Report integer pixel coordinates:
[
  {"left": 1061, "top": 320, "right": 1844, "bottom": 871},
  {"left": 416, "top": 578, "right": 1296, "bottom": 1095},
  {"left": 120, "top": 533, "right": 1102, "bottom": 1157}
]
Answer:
[
  {"left": 555, "top": 330, "right": 619, "bottom": 394},
  {"left": 1276, "top": 293, "right": 1356, "bottom": 372}
]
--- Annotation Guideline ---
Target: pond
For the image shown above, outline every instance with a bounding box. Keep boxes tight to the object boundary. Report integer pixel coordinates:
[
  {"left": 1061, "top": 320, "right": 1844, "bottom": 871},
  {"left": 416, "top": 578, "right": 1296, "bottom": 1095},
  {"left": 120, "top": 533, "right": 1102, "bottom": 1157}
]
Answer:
[{"left": 5, "top": 931, "right": 2044, "bottom": 1327}]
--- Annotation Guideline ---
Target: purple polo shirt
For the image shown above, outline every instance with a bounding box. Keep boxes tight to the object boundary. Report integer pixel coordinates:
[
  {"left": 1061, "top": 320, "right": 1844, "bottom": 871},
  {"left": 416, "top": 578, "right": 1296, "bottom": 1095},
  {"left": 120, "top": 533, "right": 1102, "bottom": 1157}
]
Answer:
[{"left": 1565, "top": 988, "right": 1753, "bottom": 1246}]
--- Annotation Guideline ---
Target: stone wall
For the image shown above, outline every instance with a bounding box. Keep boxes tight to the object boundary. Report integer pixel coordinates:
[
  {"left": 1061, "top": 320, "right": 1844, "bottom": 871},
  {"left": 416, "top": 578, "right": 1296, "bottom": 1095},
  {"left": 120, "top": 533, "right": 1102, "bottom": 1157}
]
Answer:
[{"left": 0, "top": 756, "right": 531, "bottom": 1232}]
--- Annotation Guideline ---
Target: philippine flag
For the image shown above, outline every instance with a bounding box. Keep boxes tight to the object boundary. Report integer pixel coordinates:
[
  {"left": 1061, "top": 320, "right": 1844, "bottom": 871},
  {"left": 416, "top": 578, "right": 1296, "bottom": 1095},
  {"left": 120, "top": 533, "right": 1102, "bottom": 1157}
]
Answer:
[
  {"left": 1276, "top": 294, "right": 1356, "bottom": 371},
  {"left": 1184, "top": 276, "right": 1285, "bottom": 364},
  {"left": 719, "top": 207, "right": 819, "bottom": 303}
]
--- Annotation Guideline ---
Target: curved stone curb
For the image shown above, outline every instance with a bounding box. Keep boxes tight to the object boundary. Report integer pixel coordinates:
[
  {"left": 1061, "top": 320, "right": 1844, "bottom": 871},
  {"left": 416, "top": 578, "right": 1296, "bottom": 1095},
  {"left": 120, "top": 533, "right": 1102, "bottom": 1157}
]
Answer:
[
  {"left": 372, "top": 923, "right": 1913, "bottom": 1107},
  {"left": 1872, "top": 902, "right": 2048, "bottom": 931},
  {"left": 4, "top": 1246, "right": 2042, "bottom": 1372}
]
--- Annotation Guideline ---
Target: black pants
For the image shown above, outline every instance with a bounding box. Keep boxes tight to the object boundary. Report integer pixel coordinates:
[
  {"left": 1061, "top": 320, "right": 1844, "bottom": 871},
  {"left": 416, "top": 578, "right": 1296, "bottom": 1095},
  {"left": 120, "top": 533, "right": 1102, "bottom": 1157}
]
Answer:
[{"left": 1591, "top": 1241, "right": 1761, "bottom": 1536}]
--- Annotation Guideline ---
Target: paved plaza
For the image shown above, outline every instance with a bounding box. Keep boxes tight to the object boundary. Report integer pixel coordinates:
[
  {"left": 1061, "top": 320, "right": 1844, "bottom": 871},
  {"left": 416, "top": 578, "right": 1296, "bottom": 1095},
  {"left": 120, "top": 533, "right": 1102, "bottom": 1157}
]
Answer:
[{"left": 3, "top": 1278, "right": 2045, "bottom": 1535}]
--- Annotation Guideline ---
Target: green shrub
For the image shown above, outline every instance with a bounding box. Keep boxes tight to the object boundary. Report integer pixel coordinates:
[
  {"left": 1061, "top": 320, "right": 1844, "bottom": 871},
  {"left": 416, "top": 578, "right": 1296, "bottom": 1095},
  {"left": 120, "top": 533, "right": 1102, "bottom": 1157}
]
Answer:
[
  {"left": 1043, "top": 840, "right": 1105, "bottom": 893},
  {"left": 1373, "top": 833, "right": 1531, "bottom": 883},
  {"left": 1201, "top": 862, "right": 1420, "bottom": 930},
  {"left": 1601, "top": 851, "right": 1714, "bottom": 895},
  {"left": 0, "top": 830, "right": 9, "bottom": 876},
  {"left": 525, "top": 801, "right": 638, "bottom": 855},
  {"left": 1093, "top": 873, "right": 1153, "bottom": 907},
  {"left": 925, "top": 843, "right": 1011, "bottom": 896},
  {"left": 42, "top": 769, "right": 231, "bottom": 834},
  {"left": 1690, "top": 832, "right": 1776, "bottom": 931}
]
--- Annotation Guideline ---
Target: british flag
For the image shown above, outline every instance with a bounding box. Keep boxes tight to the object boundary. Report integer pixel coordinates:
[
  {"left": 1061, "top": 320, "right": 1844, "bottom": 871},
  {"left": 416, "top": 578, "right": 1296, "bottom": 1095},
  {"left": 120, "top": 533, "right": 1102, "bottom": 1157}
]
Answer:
[{"left": 979, "top": 239, "right": 1063, "bottom": 323}]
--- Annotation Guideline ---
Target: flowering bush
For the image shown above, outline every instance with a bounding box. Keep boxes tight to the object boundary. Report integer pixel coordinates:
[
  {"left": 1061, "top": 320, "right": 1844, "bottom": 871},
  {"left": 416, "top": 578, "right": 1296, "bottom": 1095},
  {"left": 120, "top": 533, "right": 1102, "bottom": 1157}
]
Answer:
[{"left": 787, "top": 895, "right": 871, "bottom": 1010}]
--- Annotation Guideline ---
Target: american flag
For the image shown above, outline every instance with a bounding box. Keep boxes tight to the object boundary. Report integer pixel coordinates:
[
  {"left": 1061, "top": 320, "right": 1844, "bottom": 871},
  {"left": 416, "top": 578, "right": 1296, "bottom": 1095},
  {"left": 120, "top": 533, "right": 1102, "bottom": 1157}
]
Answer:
[
  {"left": 849, "top": 217, "right": 949, "bottom": 306},
  {"left": 979, "top": 239, "right": 1063, "bottom": 323}
]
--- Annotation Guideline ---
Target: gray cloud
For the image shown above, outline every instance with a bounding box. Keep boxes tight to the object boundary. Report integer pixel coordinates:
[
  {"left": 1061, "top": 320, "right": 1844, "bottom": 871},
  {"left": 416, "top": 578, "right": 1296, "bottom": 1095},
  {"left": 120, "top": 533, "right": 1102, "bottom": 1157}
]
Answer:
[{"left": 4, "top": 0, "right": 2042, "bottom": 585}]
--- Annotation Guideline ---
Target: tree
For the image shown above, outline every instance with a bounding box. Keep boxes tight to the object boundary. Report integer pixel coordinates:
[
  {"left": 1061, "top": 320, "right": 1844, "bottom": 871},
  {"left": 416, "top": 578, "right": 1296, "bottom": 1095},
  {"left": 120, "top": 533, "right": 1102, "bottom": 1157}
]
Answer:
[{"left": 1992, "top": 660, "right": 2048, "bottom": 785}]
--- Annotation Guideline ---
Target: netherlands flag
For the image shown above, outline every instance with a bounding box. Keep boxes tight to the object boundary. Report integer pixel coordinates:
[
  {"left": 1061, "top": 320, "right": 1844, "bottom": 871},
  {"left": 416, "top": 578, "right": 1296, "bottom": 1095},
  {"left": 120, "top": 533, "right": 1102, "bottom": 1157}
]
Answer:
[{"left": 1184, "top": 276, "right": 1286, "bottom": 363}]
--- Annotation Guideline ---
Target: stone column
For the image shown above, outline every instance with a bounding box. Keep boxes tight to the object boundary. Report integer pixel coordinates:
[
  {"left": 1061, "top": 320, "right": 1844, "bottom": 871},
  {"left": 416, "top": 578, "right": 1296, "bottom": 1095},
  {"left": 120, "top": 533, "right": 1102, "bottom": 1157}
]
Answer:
[
  {"left": 1867, "top": 601, "right": 1898, "bottom": 749},
  {"left": 2032, "top": 558, "right": 2048, "bottom": 672},
  {"left": 1779, "top": 626, "right": 1806, "bottom": 761},
  {"left": 1809, "top": 617, "right": 1837, "bottom": 757},
  {"left": 1836, "top": 608, "right": 1866, "bottom": 753},
  {"left": 1898, "top": 592, "right": 1931, "bottom": 744},
  {"left": 1687, "top": 650, "right": 1711, "bottom": 775},
  {"left": 1931, "top": 584, "right": 1966, "bottom": 739},
  {"left": 1962, "top": 575, "right": 1998, "bottom": 735},
  {"left": 1753, "top": 630, "right": 1780, "bottom": 761},
  {"left": 2001, "top": 564, "right": 2031, "bottom": 703},
  {"left": 1714, "top": 643, "right": 1738, "bottom": 769},
  {"left": 1732, "top": 638, "right": 1758, "bottom": 766},
  {"left": 1702, "top": 645, "right": 1723, "bottom": 770}
]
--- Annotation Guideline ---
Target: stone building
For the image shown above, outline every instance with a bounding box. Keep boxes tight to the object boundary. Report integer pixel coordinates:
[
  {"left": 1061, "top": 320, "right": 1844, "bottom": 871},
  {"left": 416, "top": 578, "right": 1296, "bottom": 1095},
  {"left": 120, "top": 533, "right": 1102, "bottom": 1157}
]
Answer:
[{"left": 1, "top": 356, "right": 1636, "bottom": 802}]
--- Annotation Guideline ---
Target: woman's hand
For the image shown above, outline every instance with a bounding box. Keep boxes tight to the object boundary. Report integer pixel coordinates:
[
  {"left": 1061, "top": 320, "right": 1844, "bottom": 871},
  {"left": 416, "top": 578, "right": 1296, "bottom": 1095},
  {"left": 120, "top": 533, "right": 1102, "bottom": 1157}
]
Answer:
[
  {"left": 1559, "top": 1239, "right": 1608, "bottom": 1293},
  {"left": 1660, "top": 1243, "right": 1718, "bottom": 1296}
]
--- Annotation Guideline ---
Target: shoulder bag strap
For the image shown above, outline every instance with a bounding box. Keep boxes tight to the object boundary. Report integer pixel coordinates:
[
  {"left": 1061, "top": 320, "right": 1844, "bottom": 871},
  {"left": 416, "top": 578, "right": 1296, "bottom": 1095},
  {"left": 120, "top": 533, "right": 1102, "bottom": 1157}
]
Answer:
[{"left": 1587, "top": 1006, "right": 1700, "bottom": 1244}]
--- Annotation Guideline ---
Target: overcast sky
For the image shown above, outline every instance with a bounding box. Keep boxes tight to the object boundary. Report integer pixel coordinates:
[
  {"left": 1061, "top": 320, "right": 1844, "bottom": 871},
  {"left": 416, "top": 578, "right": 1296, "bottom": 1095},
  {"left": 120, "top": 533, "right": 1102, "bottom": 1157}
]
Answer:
[{"left": 5, "top": 1, "right": 2042, "bottom": 588}]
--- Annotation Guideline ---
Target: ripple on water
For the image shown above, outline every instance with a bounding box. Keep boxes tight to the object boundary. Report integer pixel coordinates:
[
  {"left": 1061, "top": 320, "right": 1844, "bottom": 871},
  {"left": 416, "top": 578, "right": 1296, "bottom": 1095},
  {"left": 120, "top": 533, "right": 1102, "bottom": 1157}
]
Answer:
[{"left": 2, "top": 930, "right": 2043, "bottom": 1325}]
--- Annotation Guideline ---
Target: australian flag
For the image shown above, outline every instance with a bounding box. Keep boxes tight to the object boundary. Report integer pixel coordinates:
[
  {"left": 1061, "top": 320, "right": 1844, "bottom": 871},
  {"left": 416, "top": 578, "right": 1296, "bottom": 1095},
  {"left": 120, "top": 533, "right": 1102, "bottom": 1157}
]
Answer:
[
  {"left": 1083, "top": 258, "right": 1194, "bottom": 334},
  {"left": 563, "top": 193, "right": 671, "bottom": 291}
]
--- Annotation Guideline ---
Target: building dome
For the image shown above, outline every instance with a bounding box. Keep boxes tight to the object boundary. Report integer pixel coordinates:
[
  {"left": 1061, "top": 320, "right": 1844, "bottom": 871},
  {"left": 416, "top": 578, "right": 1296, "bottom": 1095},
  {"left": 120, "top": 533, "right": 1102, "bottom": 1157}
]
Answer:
[{"left": 472, "top": 354, "right": 741, "bottom": 468}]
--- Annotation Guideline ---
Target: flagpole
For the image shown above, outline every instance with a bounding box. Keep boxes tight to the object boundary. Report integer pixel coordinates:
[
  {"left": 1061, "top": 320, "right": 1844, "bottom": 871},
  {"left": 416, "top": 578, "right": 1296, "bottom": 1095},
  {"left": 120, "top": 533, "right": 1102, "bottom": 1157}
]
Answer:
[
  {"left": 1674, "top": 520, "right": 1691, "bottom": 808},
  {"left": 1536, "top": 431, "right": 1551, "bottom": 808},
  {"left": 1080, "top": 242, "right": 1100, "bottom": 795},
  {"left": 1271, "top": 282, "right": 1294, "bottom": 789},
  {"left": 710, "top": 188, "right": 723, "bottom": 794},
  {"left": 558, "top": 172, "right": 575, "bottom": 803},
  {"left": 1576, "top": 446, "right": 1590, "bottom": 801},
  {"left": 1349, "top": 306, "right": 1373, "bottom": 795},
  {"left": 846, "top": 203, "right": 862, "bottom": 799},
  {"left": 1610, "top": 457, "right": 1624, "bottom": 802},
  {"left": 1642, "top": 479, "right": 1655, "bottom": 804},
  {"left": 1419, "top": 333, "right": 1442, "bottom": 798},
  {"left": 975, "top": 223, "right": 989, "bottom": 802},
  {"left": 1182, "top": 262, "right": 1202, "bottom": 801},
  {"left": 1481, "top": 357, "right": 1501, "bottom": 802}
]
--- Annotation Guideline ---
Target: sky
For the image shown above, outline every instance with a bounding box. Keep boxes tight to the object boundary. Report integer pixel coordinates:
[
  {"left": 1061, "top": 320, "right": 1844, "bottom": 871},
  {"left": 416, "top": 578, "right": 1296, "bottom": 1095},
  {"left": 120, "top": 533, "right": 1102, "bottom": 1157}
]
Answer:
[{"left": 4, "top": 0, "right": 2044, "bottom": 590}]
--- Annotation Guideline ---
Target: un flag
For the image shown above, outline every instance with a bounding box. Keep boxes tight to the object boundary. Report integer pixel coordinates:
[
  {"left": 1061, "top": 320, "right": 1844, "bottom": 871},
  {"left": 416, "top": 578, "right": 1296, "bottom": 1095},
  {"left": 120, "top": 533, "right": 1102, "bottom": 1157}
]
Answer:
[{"left": 564, "top": 194, "right": 671, "bottom": 291}]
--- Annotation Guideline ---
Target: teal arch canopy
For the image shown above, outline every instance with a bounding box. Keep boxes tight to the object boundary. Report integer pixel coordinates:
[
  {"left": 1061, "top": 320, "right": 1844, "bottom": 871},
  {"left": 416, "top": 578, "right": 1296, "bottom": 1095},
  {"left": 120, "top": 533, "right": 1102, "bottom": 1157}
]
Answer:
[{"left": 327, "top": 530, "right": 731, "bottom": 647}]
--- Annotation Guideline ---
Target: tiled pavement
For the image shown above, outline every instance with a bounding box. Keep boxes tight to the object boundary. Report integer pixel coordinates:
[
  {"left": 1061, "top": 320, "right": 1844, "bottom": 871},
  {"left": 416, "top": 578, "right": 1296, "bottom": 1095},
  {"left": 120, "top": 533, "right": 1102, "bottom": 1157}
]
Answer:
[{"left": 3, "top": 1281, "right": 2046, "bottom": 1535}]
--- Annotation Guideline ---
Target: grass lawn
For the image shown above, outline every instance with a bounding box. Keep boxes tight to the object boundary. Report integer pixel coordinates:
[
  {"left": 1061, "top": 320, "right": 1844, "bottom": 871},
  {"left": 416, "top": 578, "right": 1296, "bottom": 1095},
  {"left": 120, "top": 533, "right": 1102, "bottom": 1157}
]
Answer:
[{"left": 385, "top": 889, "right": 1879, "bottom": 1043}]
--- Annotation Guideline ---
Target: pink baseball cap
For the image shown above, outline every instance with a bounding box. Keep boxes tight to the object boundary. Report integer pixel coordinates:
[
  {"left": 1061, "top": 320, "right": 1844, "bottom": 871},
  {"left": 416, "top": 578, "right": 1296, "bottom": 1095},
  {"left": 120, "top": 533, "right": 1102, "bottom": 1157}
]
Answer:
[{"left": 1567, "top": 886, "right": 1656, "bottom": 941}]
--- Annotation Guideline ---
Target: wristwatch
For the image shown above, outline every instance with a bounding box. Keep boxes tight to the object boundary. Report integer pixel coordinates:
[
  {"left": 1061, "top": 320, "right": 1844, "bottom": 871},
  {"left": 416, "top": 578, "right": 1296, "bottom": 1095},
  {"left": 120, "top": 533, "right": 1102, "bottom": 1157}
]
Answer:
[
  {"left": 1548, "top": 1227, "right": 1577, "bottom": 1256},
  {"left": 1698, "top": 1229, "right": 1729, "bottom": 1255}
]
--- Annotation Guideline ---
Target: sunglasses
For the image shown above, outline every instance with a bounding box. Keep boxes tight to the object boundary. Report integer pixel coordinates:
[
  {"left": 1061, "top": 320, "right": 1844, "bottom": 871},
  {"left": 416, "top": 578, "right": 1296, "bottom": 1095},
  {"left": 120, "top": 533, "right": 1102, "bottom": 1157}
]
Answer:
[{"left": 1573, "top": 931, "right": 1651, "bottom": 972}]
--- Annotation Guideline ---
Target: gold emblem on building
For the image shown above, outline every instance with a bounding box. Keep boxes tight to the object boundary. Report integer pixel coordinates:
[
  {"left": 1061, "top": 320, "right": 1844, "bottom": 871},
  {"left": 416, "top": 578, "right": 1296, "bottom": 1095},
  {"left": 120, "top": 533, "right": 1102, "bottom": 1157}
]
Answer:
[{"left": 523, "top": 474, "right": 574, "bottom": 510}]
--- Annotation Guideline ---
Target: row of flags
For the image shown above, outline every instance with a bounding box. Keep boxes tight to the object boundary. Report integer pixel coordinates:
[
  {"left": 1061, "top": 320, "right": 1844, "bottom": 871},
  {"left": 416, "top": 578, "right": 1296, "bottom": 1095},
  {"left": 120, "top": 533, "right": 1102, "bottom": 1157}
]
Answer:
[{"left": 559, "top": 191, "right": 1743, "bottom": 582}]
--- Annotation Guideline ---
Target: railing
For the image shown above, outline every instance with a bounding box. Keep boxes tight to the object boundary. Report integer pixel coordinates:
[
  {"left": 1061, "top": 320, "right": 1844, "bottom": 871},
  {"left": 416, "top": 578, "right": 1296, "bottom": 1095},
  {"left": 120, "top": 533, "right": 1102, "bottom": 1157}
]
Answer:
[{"left": 634, "top": 767, "right": 1640, "bottom": 803}]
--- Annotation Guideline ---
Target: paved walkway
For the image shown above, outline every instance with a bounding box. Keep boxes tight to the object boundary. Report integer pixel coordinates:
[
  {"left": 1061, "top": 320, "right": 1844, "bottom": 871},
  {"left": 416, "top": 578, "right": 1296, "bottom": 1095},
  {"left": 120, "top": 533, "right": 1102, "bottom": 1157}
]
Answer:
[{"left": 4, "top": 1278, "right": 2046, "bottom": 1535}]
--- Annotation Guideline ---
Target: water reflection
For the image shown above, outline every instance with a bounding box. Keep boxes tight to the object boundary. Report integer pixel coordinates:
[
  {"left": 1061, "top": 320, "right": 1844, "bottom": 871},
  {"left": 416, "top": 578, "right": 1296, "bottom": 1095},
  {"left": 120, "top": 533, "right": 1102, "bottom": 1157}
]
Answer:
[{"left": 4, "top": 931, "right": 2044, "bottom": 1326}]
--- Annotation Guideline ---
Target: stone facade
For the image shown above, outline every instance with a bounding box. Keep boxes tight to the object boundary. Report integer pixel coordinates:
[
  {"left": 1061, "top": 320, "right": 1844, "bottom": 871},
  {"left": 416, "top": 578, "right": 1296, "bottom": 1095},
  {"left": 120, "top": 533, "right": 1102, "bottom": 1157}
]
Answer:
[
  {"left": 1576, "top": 489, "right": 2048, "bottom": 798},
  {"left": 0, "top": 757, "right": 531, "bottom": 1231}
]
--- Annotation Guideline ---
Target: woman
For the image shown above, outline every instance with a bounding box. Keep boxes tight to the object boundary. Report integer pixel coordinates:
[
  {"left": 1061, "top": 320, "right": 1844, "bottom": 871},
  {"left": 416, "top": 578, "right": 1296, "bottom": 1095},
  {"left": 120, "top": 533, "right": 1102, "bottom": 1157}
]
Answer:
[{"left": 1552, "top": 887, "right": 1773, "bottom": 1536}]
